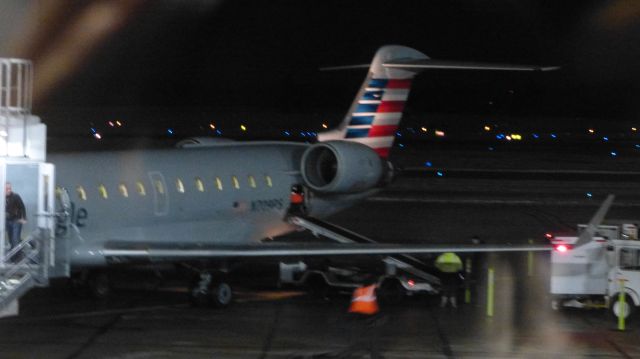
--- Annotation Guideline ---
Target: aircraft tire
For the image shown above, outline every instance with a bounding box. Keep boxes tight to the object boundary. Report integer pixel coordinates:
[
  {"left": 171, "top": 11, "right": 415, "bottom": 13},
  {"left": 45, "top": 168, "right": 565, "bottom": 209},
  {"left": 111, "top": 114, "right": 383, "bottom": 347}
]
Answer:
[
  {"left": 379, "top": 278, "right": 405, "bottom": 305},
  {"left": 306, "top": 273, "right": 330, "bottom": 299},
  {"left": 189, "top": 274, "right": 212, "bottom": 307},
  {"left": 210, "top": 281, "right": 233, "bottom": 308},
  {"left": 88, "top": 271, "right": 111, "bottom": 299},
  {"left": 611, "top": 294, "right": 634, "bottom": 319}
]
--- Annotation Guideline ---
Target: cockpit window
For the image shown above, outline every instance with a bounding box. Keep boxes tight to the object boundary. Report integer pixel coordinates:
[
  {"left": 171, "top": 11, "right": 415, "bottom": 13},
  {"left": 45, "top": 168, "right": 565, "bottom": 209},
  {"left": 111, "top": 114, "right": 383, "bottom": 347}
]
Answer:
[
  {"left": 136, "top": 181, "right": 146, "bottom": 196},
  {"left": 195, "top": 177, "right": 205, "bottom": 192},
  {"left": 232, "top": 176, "right": 240, "bottom": 189},
  {"left": 215, "top": 177, "right": 223, "bottom": 191},
  {"left": 248, "top": 175, "right": 256, "bottom": 188},
  {"left": 98, "top": 184, "right": 108, "bottom": 199},
  {"left": 264, "top": 175, "right": 273, "bottom": 187},
  {"left": 118, "top": 183, "right": 129, "bottom": 198},
  {"left": 76, "top": 186, "right": 87, "bottom": 201},
  {"left": 176, "top": 179, "right": 185, "bottom": 193}
]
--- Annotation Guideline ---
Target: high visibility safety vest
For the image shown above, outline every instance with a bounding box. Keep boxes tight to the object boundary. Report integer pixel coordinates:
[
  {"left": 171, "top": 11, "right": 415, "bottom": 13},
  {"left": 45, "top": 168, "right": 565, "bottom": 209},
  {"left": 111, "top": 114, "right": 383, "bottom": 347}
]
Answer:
[
  {"left": 290, "top": 192, "right": 304, "bottom": 204},
  {"left": 349, "top": 284, "right": 379, "bottom": 315}
]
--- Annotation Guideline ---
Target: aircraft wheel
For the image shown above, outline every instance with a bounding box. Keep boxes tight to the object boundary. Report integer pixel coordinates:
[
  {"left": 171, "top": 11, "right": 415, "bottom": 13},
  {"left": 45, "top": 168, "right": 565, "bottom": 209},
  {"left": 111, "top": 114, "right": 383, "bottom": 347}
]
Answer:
[
  {"left": 210, "top": 281, "right": 233, "bottom": 308},
  {"left": 189, "top": 273, "right": 213, "bottom": 307},
  {"left": 379, "top": 279, "right": 404, "bottom": 305},
  {"left": 611, "top": 294, "right": 634, "bottom": 319},
  {"left": 306, "top": 273, "right": 330, "bottom": 299},
  {"left": 89, "top": 271, "right": 111, "bottom": 299}
]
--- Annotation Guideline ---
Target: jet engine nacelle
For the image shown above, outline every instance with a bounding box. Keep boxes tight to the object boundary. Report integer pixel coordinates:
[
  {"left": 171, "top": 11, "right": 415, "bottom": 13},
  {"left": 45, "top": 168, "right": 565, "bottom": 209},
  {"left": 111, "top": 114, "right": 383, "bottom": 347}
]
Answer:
[{"left": 300, "top": 141, "right": 389, "bottom": 193}]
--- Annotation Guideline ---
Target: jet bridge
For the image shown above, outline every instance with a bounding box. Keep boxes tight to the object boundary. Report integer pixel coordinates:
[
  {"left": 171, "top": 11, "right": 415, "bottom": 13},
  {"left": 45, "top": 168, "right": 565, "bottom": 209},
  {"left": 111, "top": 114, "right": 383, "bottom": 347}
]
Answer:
[
  {"left": 0, "top": 58, "right": 59, "bottom": 318},
  {"left": 287, "top": 215, "right": 441, "bottom": 288}
]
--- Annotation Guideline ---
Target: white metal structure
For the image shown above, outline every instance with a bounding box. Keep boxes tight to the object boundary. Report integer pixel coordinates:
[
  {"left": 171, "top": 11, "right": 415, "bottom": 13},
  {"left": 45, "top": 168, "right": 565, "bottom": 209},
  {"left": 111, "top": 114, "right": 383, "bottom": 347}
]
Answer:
[{"left": 0, "top": 58, "right": 56, "bottom": 318}]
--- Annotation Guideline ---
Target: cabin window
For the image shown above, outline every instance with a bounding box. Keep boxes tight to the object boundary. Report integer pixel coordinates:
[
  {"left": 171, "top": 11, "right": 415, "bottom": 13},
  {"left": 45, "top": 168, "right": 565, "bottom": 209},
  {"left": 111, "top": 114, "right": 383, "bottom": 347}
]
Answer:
[
  {"left": 136, "top": 181, "right": 146, "bottom": 196},
  {"left": 231, "top": 176, "right": 240, "bottom": 189},
  {"left": 248, "top": 175, "right": 256, "bottom": 188},
  {"left": 195, "top": 177, "right": 205, "bottom": 192},
  {"left": 215, "top": 177, "right": 223, "bottom": 191},
  {"left": 118, "top": 183, "right": 129, "bottom": 198},
  {"left": 620, "top": 248, "right": 640, "bottom": 271},
  {"left": 154, "top": 180, "right": 165, "bottom": 195},
  {"left": 76, "top": 186, "right": 87, "bottom": 201},
  {"left": 264, "top": 175, "right": 273, "bottom": 188},
  {"left": 176, "top": 179, "right": 185, "bottom": 193},
  {"left": 98, "top": 184, "right": 108, "bottom": 199}
]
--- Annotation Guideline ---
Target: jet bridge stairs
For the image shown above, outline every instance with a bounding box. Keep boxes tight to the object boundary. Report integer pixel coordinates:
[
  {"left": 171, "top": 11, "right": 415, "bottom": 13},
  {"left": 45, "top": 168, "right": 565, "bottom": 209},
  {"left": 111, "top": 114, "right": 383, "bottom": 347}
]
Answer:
[
  {"left": 287, "top": 215, "right": 441, "bottom": 289},
  {"left": 0, "top": 228, "right": 53, "bottom": 316}
]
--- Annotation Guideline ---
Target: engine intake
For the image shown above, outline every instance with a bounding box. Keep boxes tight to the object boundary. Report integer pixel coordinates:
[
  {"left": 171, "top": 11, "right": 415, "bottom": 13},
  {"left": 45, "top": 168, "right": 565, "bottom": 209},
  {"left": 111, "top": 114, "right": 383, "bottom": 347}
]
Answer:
[{"left": 301, "top": 141, "right": 389, "bottom": 193}]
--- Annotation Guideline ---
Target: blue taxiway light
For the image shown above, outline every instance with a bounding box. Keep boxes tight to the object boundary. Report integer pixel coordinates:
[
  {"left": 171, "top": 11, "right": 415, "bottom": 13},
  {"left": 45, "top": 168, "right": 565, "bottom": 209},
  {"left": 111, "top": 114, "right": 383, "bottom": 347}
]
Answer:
[
  {"left": 425, "top": 161, "right": 432, "bottom": 167},
  {"left": 436, "top": 171, "right": 444, "bottom": 177},
  {"left": 586, "top": 192, "right": 593, "bottom": 198}
]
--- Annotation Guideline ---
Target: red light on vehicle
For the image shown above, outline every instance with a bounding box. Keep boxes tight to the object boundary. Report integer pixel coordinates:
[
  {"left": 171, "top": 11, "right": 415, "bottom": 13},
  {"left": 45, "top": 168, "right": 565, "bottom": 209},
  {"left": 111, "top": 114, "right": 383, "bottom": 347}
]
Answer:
[
  {"left": 407, "top": 279, "right": 415, "bottom": 287},
  {"left": 554, "top": 244, "right": 571, "bottom": 252}
]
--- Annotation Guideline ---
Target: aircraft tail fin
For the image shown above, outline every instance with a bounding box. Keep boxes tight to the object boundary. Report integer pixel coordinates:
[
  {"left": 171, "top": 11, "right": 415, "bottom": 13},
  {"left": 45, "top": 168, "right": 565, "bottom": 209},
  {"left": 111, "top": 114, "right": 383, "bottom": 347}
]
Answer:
[
  {"left": 318, "top": 45, "right": 558, "bottom": 158},
  {"left": 317, "top": 45, "right": 427, "bottom": 158}
]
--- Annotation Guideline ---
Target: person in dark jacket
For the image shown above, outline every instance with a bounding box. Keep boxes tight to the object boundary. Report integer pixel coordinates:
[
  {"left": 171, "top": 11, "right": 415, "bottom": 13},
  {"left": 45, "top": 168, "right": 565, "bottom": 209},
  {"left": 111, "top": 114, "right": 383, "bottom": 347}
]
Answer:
[{"left": 5, "top": 182, "right": 27, "bottom": 253}]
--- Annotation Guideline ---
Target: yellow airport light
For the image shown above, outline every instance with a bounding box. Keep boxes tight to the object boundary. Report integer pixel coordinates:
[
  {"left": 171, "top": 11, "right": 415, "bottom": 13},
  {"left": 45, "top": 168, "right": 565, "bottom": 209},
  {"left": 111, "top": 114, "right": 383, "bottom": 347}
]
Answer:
[
  {"left": 240, "top": 125, "right": 247, "bottom": 131},
  {"left": 483, "top": 125, "right": 491, "bottom": 131}
]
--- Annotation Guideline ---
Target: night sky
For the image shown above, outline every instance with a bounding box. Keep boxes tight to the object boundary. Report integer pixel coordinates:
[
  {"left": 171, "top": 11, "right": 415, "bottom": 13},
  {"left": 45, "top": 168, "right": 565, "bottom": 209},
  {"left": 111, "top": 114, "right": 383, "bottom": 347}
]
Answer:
[{"left": 15, "top": 0, "right": 639, "bottom": 140}]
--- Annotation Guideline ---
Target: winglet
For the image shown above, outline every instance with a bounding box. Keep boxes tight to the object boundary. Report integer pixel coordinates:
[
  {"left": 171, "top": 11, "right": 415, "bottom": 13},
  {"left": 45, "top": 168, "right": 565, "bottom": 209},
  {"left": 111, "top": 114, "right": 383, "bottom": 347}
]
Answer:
[{"left": 574, "top": 194, "right": 615, "bottom": 247}]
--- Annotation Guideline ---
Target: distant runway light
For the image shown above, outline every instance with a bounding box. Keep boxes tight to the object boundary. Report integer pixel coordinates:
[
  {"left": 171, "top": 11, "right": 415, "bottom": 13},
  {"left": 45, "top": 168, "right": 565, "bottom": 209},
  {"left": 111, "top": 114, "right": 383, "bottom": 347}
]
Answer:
[
  {"left": 550, "top": 133, "right": 557, "bottom": 139},
  {"left": 283, "top": 131, "right": 290, "bottom": 136},
  {"left": 435, "top": 130, "right": 445, "bottom": 137},
  {"left": 587, "top": 128, "right": 594, "bottom": 134},
  {"left": 603, "top": 137, "right": 609, "bottom": 142},
  {"left": 586, "top": 192, "right": 593, "bottom": 198},
  {"left": 108, "top": 121, "right": 115, "bottom": 127},
  {"left": 610, "top": 151, "right": 617, "bottom": 157},
  {"left": 532, "top": 134, "right": 539, "bottom": 139},
  {"left": 506, "top": 135, "right": 512, "bottom": 141},
  {"left": 396, "top": 132, "right": 402, "bottom": 137},
  {"left": 216, "top": 129, "right": 223, "bottom": 135},
  {"left": 436, "top": 171, "right": 444, "bottom": 177},
  {"left": 90, "top": 127, "right": 96, "bottom": 134},
  {"left": 635, "top": 144, "right": 640, "bottom": 149},
  {"left": 398, "top": 143, "right": 404, "bottom": 148},
  {"left": 167, "top": 128, "right": 174, "bottom": 135},
  {"left": 488, "top": 147, "right": 494, "bottom": 151},
  {"left": 322, "top": 123, "right": 328, "bottom": 129},
  {"left": 300, "top": 132, "right": 306, "bottom": 137},
  {"left": 633, "top": 127, "right": 637, "bottom": 132},
  {"left": 425, "top": 161, "right": 432, "bottom": 167},
  {"left": 94, "top": 133, "right": 102, "bottom": 139},
  {"left": 420, "top": 126, "right": 427, "bottom": 132},
  {"left": 240, "top": 125, "right": 247, "bottom": 131},
  {"left": 209, "top": 123, "right": 216, "bottom": 130},
  {"left": 116, "top": 120, "right": 122, "bottom": 127},
  {"left": 483, "top": 125, "right": 491, "bottom": 131}
]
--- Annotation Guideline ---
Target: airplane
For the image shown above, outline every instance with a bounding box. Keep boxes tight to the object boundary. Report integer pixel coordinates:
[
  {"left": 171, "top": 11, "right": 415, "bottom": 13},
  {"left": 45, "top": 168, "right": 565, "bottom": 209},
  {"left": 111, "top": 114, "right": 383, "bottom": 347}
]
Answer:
[{"left": 3, "top": 45, "right": 555, "bottom": 309}]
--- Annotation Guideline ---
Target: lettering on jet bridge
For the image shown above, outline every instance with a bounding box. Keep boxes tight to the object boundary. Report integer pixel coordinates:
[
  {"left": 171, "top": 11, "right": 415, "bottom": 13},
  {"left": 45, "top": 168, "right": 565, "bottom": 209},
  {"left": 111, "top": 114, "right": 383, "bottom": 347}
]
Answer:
[{"left": 251, "top": 198, "right": 284, "bottom": 212}]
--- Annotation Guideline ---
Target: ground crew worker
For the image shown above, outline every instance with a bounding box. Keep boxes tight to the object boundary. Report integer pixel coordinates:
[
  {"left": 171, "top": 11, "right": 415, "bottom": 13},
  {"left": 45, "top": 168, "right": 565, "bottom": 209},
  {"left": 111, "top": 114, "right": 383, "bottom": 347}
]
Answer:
[
  {"left": 289, "top": 184, "right": 306, "bottom": 215},
  {"left": 436, "top": 252, "right": 464, "bottom": 308},
  {"left": 334, "top": 276, "right": 384, "bottom": 359}
]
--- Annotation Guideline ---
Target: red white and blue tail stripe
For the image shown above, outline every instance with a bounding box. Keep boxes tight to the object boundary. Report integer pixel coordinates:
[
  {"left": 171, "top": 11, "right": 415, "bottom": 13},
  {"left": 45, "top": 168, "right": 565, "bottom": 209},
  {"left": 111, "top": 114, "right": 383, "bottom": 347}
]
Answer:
[{"left": 317, "top": 45, "right": 428, "bottom": 158}]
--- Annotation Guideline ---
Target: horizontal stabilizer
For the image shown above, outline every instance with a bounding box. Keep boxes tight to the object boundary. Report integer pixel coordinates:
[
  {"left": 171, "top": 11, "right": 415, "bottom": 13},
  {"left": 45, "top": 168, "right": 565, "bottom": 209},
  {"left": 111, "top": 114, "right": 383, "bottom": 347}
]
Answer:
[{"left": 384, "top": 58, "right": 560, "bottom": 72}]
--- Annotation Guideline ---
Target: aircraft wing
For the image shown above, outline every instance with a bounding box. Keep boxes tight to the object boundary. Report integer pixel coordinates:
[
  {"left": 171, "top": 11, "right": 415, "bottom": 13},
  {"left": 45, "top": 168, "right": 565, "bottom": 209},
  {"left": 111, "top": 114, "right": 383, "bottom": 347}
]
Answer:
[{"left": 103, "top": 242, "right": 551, "bottom": 262}]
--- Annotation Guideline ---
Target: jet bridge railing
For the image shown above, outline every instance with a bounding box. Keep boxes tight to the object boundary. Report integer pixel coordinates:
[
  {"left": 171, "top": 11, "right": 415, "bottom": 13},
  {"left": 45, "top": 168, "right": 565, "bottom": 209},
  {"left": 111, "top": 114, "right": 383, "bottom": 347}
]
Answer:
[{"left": 0, "top": 227, "right": 51, "bottom": 312}]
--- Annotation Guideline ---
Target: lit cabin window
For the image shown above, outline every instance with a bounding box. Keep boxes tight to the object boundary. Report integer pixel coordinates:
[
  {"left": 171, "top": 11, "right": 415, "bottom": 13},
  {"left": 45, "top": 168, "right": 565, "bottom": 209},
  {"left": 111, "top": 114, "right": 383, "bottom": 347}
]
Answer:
[
  {"left": 76, "top": 186, "right": 87, "bottom": 201},
  {"left": 118, "top": 183, "right": 129, "bottom": 198},
  {"left": 215, "top": 177, "right": 223, "bottom": 191},
  {"left": 248, "top": 175, "right": 256, "bottom": 188},
  {"left": 231, "top": 176, "right": 240, "bottom": 189},
  {"left": 264, "top": 175, "right": 273, "bottom": 187},
  {"left": 154, "top": 180, "right": 165, "bottom": 194},
  {"left": 98, "top": 184, "right": 108, "bottom": 199},
  {"left": 176, "top": 179, "right": 185, "bottom": 193},
  {"left": 195, "top": 177, "right": 205, "bottom": 192},
  {"left": 136, "top": 181, "right": 146, "bottom": 196}
]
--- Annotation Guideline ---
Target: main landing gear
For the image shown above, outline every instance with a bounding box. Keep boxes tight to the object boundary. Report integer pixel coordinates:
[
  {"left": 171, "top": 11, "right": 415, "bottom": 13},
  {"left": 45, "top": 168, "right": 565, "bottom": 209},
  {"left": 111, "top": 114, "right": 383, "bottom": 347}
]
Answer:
[{"left": 189, "top": 272, "right": 233, "bottom": 308}]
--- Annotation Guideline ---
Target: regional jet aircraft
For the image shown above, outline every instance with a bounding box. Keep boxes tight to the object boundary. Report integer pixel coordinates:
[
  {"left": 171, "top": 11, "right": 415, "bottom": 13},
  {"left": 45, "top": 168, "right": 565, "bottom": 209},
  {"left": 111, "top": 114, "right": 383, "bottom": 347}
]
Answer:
[{"left": 45, "top": 46, "right": 554, "bottom": 306}]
